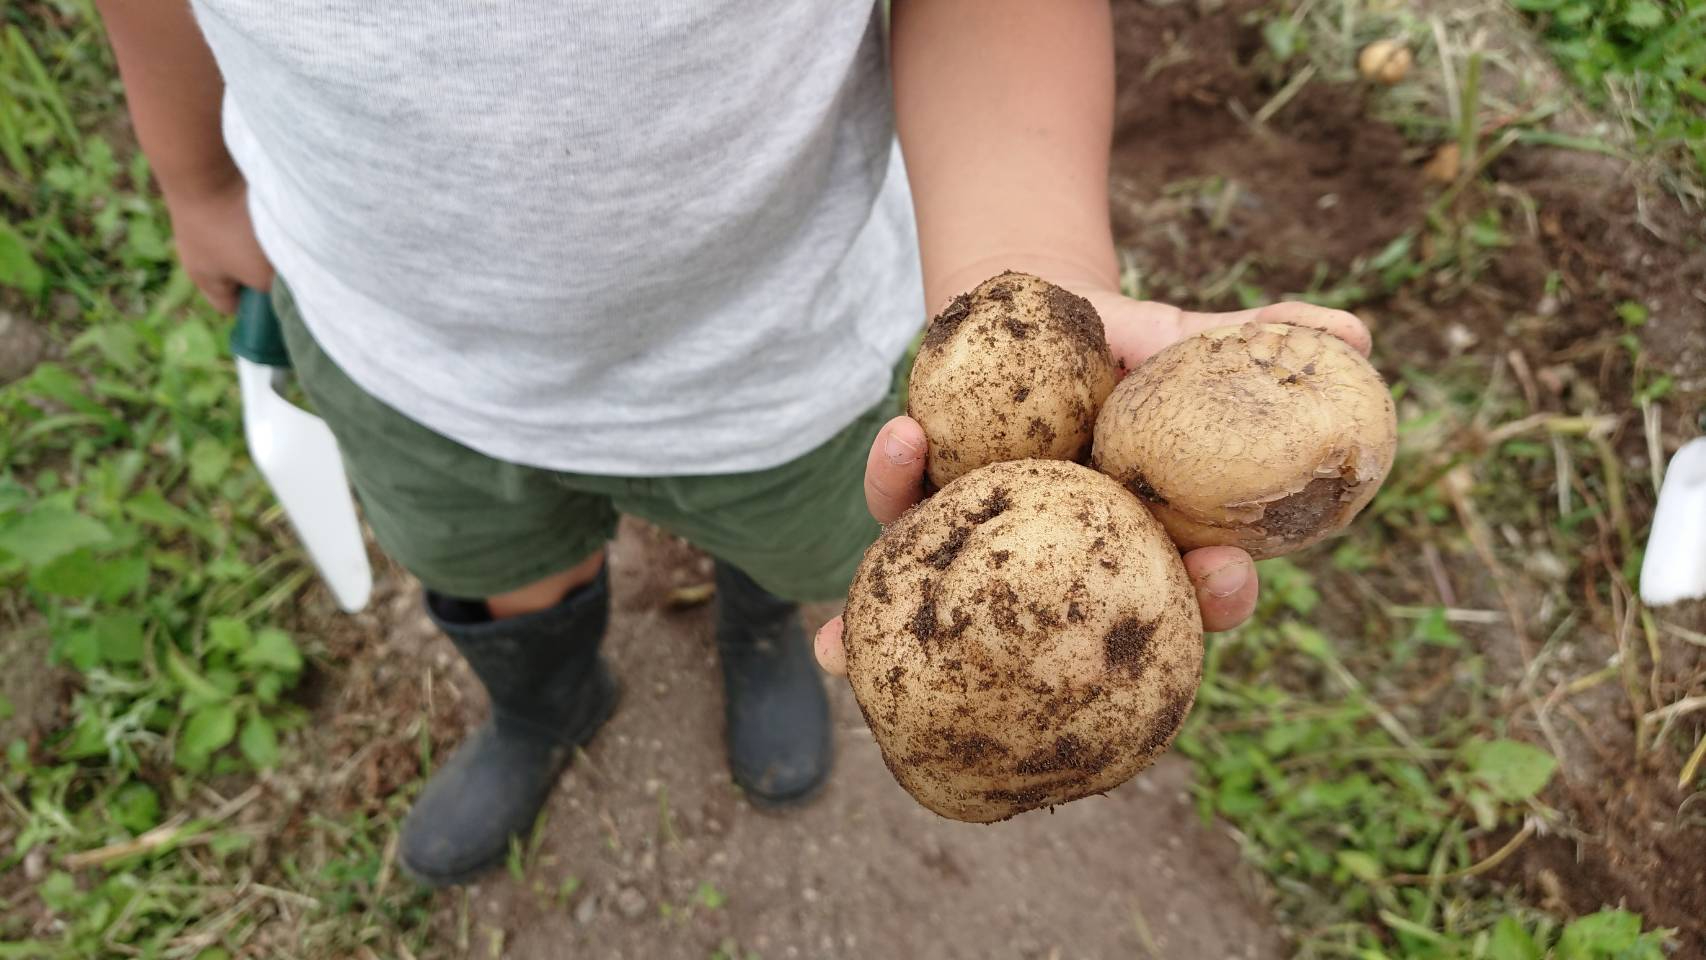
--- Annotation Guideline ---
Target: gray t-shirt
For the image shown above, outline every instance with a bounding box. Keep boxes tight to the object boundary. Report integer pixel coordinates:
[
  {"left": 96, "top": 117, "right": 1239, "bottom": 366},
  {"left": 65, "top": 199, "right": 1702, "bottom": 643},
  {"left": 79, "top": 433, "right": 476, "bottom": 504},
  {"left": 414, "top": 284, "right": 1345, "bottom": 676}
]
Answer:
[{"left": 191, "top": 1, "right": 924, "bottom": 475}]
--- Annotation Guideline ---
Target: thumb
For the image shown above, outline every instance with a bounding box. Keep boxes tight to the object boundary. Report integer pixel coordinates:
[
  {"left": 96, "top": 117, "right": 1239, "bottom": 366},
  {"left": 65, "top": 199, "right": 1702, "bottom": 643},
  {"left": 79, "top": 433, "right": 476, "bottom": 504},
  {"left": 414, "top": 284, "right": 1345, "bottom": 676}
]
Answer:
[
  {"left": 864, "top": 416, "right": 928, "bottom": 524},
  {"left": 813, "top": 615, "right": 848, "bottom": 676}
]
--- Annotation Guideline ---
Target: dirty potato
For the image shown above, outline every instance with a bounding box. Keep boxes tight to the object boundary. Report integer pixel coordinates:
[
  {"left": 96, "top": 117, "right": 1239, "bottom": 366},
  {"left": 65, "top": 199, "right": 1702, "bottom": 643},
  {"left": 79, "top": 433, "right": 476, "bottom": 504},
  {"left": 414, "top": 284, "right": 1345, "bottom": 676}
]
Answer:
[
  {"left": 843, "top": 459, "right": 1204, "bottom": 823},
  {"left": 908, "top": 272, "right": 1120, "bottom": 489},
  {"left": 1093, "top": 322, "right": 1397, "bottom": 559}
]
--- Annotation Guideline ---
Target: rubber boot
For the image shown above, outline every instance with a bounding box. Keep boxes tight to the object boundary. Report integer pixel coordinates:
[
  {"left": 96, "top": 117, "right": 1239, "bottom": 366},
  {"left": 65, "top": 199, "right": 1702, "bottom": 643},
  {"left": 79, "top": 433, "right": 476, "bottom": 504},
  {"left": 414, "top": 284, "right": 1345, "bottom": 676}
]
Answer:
[
  {"left": 399, "top": 568, "right": 618, "bottom": 887},
  {"left": 714, "top": 562, "right": 832, "bottom": 805}
]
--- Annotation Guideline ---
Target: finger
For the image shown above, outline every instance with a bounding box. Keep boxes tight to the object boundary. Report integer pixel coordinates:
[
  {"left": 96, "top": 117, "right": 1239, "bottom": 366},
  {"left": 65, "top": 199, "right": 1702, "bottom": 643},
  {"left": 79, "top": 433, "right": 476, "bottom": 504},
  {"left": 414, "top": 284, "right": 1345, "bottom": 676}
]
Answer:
[
  {"left": 814, "top": 615, "right": 848, "bottom": 677},
  {"left": 235, "top": 258, "right": 276, "bottom": 295},
  {"left": 1182, "top": 546, "right": 1260, "bottom": 633},
  {"left": 1175, "top": 302, "right": 1373, "bottom": 356},
  {"left": 864, "top": 415, "right": 927, "bottom": 524},
  {"left": 199, "top": 275, "right": 239, "bottom": 314}
]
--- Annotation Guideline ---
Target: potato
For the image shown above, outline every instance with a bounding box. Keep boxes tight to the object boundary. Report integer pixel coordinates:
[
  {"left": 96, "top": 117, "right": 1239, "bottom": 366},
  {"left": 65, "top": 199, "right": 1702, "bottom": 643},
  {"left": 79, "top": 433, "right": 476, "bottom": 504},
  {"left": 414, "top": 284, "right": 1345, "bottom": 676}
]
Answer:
[
  {"left": 843, "top": 459, "right": 1204, "bottom": 823},
  {"left": 908, "top": 272, "right": 1119, "bottom": 489},
  {"left": 1357, "top": 39, "right": 1413, "bottom": 85},
  {"left": 1093, "top": 322, "right": 1397, "bottom": 560}
]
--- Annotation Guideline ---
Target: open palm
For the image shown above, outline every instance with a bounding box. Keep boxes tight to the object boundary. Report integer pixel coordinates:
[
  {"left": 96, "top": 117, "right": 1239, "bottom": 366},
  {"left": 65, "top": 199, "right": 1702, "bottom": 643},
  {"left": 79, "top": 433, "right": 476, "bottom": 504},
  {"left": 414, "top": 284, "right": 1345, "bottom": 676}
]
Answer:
[{"left": 814, "top": 287, "right": 1372, "bottom": 676}]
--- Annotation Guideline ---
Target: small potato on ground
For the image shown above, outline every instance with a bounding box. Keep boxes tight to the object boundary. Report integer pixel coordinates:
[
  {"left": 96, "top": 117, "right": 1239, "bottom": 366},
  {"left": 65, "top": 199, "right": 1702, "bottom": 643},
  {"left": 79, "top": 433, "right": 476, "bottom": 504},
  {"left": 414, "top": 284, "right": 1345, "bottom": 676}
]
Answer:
[{"left": 843, "top": 459, "right": 1204, "bottom": 823}]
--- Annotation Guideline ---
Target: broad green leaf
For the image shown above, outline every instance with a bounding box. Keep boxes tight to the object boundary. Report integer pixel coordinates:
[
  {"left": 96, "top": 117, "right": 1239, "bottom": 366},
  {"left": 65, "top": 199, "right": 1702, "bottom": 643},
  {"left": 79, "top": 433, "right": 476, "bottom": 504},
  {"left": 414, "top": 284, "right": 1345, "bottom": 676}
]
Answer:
[
  {"left": 1336, "top": 850, "right": 1384, "bottom": 882},
  {"left": 1410, "top": 607, "right": 1462, "bottom": 648},
  {"left": 89, "top": 613, "right": 145, "bottom": 665},
  {"left": 111, "top": 781, "right": 161, "bottom": 834},
  {"left": 24, "top": 363, "right": 107, "bottom": 418},
  {"left": 204, "top": 667, "right": 243, "bottom": 698},
  {"left": 1624, "top": 1, "right": 1664, "bottom": 28},
  {"left": 0, "top": 694, "right": 12, "bottom": 722},
  {"left": 0, "top": 221, "right": 44, "bottom": 296},
  {"left": 1617, "top": 301, "right": 1650, "bottom": 326},
  {"left": 1488, "top": 915, "right": 1541, "bottom": 960},
  {"left": 125, "top": 489, "right": 193, "bottom": 531},
  {"left": 0, "top": 507, "right": 111, "bottom": 569},
  {"left": 70, "top": 323, "right": 143, "bottom": 371},
  {"left": 178, "top": 702, "right": 238, "bottom": 769},
  {"left": 238, "top": 712, "right": 279, "bottom": 768},
  {"left": 206, "top": 617, "right": 251, "bottom": 653},
  {"left": 1461, "top": 739, "right": 1558, "bottom": 801},
  {"left": 37, "top": 871, "right": 79, "bottom": 912},
  {"left": 162, "top": 320, "right": 219, "bottom": 369},
  {"left": 167, "top": 646, "right": 231, "bottom": 708},
  {"left": 29, "top": 550, "right": 147, "bottom": 601},
  {"left": 0, "top": 478, "right": 30, "bottom": 514},
  {"left": 1557, "top": 910, "right": 1642, "bottom": 958},
  {"left": 187, "top": 436, "right": 232, "bottom": 488},
  {"left": 239, "top": 628, "right": 302, "bottom": 674},
  {"left": 54, "top": 627, "right": 102, "bottom": 672},
  {"left": 29, "top": 548, "right": 109, "bottom": 598},
  {"left": 254, "top": 671, "right": 285, "bottom": 705},
  {"left": 124, "top": 214, "right": 172, "bottom": 264}
]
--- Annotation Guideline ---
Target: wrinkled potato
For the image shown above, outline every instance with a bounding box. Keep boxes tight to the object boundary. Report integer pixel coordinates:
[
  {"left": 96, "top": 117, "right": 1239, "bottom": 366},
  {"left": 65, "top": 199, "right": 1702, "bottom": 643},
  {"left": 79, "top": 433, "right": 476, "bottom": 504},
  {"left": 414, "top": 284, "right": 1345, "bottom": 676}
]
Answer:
[
  {"left": 1093, "top": 322, "right": 1397, "bottom": 559},
  {"left": 843, "top": 459, "right": 1204, "bottom": 823},
  {"left": 908, "top": 272, "right": 1119, "bottom": 489}
]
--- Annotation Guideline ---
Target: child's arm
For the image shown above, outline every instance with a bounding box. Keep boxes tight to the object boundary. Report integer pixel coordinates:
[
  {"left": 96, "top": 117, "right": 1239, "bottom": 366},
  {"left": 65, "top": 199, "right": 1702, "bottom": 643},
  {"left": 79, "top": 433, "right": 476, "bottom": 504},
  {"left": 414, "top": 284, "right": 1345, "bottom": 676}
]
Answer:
[
  {"left": 892, "top": 0, "right": 1119, "bottom": 317},
  {"left": 823, "top": 0, "right": 1377, "bottom": 666},
  {"left": 96, "top": 0, "right": 271, "bottom": 310}
]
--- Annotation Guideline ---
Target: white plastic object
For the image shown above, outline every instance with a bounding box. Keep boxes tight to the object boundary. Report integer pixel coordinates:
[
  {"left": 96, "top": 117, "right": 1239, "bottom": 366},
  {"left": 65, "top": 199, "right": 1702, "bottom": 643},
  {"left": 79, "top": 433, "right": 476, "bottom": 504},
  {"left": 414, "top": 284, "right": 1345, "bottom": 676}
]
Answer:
[
  {"left": 237, "top": 357, "right": 374, "bottom": 612},
  {"left": 1640, "top": 436, "right": 1706, "bottom": 607}
]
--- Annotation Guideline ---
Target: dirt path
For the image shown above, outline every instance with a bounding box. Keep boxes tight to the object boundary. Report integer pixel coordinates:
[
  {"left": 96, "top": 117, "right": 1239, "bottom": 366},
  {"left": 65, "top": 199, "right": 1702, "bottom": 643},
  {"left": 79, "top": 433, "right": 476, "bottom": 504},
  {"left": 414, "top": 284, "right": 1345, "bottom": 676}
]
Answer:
[{"left": 389, "top": 521, "right": 1283, "bottom": 960}]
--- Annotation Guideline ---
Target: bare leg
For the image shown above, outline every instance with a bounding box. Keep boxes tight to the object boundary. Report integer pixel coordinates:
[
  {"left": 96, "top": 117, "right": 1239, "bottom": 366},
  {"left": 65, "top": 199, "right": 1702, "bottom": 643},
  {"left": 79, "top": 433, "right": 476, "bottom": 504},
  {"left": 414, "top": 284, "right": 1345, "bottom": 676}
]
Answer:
[{"left": 486, "top": 549, "right": 606, "bottom": 619}]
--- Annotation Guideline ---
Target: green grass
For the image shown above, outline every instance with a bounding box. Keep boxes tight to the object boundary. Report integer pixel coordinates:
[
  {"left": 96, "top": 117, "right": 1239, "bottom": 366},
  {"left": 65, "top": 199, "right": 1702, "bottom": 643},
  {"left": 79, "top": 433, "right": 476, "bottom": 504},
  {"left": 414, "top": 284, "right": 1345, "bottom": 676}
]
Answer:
[
  {"left": 1515, "top": 0, "right": 1706, "bottom": 190},
  {"left": 0, "top": 4, "right": 442, "bottom": 956}
]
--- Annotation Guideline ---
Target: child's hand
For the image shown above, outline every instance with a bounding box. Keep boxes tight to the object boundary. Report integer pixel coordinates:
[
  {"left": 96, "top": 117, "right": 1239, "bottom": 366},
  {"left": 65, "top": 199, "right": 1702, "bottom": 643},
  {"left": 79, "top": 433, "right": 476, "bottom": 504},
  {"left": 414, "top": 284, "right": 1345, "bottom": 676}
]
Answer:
[
  {"left": 814, "top": 293, "right": 1371, "bottom": 677},
  {"left": 164, "top": 175, "right": 275, "bottom": 313}
]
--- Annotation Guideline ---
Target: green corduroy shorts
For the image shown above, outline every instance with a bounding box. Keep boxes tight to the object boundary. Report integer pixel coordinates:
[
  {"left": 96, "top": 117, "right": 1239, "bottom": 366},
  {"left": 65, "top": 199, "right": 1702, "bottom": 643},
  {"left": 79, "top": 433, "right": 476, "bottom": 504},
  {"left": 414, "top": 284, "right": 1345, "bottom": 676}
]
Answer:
[{"left": 272, "top": 282, "right": 899, "bottom": 602}]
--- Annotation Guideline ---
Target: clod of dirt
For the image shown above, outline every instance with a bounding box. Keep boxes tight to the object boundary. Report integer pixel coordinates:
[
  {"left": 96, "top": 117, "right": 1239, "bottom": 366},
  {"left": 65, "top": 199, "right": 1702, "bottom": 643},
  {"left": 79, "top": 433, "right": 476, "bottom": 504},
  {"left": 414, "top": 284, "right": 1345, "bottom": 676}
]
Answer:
[
  {"left": 908, "top": 272, "right": 1119, "bottom": 489},
  {"left": 614, "top": 887, "right": 647, "bottom": 920},
  {"left": 1093, "top": 322, "right": 1397, "bottom": 559},
  {"left": 1357, "top": 40, "right": 1413, "bottom": 85},
  {"left": 842, "top": 459, "right": 1204, "bottom": 823},
  {"left": 0, "top": 309, "right": 46, "bottom": 386}
]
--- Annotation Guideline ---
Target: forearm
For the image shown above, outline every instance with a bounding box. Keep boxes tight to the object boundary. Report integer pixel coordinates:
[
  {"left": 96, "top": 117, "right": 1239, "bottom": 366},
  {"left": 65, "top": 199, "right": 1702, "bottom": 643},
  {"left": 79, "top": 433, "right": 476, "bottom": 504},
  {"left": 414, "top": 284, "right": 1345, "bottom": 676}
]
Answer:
[
  {"left": 892, "top": 0, "right": 1119, "bottom": 310},
  {"left": 96, "top": 0, "right": 235, "bottom": 200}
]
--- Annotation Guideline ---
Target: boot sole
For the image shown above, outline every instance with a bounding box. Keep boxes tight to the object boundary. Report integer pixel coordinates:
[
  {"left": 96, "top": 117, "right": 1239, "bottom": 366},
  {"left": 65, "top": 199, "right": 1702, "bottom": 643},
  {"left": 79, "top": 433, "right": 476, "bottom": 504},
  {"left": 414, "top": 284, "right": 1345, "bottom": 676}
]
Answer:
[{"left": 398, "top": 676, "right": 622, "bottom": 889}]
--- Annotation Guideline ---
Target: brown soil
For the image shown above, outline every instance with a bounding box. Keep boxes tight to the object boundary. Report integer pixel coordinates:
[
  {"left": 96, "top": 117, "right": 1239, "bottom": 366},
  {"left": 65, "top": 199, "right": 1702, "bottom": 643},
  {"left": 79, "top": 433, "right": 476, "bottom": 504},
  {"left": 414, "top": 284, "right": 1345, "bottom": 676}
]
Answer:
[
  {"left": 0, "top": 308, "right": 46, "bottom": 386},
  {"left": 0, "top": 610, "right": 70, "bottom": 753},
  {"left": 1109, "top": 2, "right": 1425, "bottom": 301}
]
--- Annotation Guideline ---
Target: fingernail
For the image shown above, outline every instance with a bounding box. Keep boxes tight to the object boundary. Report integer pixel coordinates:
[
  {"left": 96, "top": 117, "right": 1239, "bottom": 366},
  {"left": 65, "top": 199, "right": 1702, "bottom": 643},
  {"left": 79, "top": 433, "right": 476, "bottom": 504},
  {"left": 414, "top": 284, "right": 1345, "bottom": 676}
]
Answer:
[
  {"left": 885, "top": 433, "right": 923, "bottom": 466},
  {"left": 1199, "top": 560, "right": 1250, "bottom": 599}
]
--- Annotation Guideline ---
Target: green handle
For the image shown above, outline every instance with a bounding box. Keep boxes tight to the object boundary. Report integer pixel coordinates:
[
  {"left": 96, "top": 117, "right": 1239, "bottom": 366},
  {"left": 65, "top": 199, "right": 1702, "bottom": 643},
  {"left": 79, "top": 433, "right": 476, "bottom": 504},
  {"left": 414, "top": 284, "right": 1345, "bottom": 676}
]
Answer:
[{"left": 231, "top": 287, "right": 291, "bottom": 367}]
